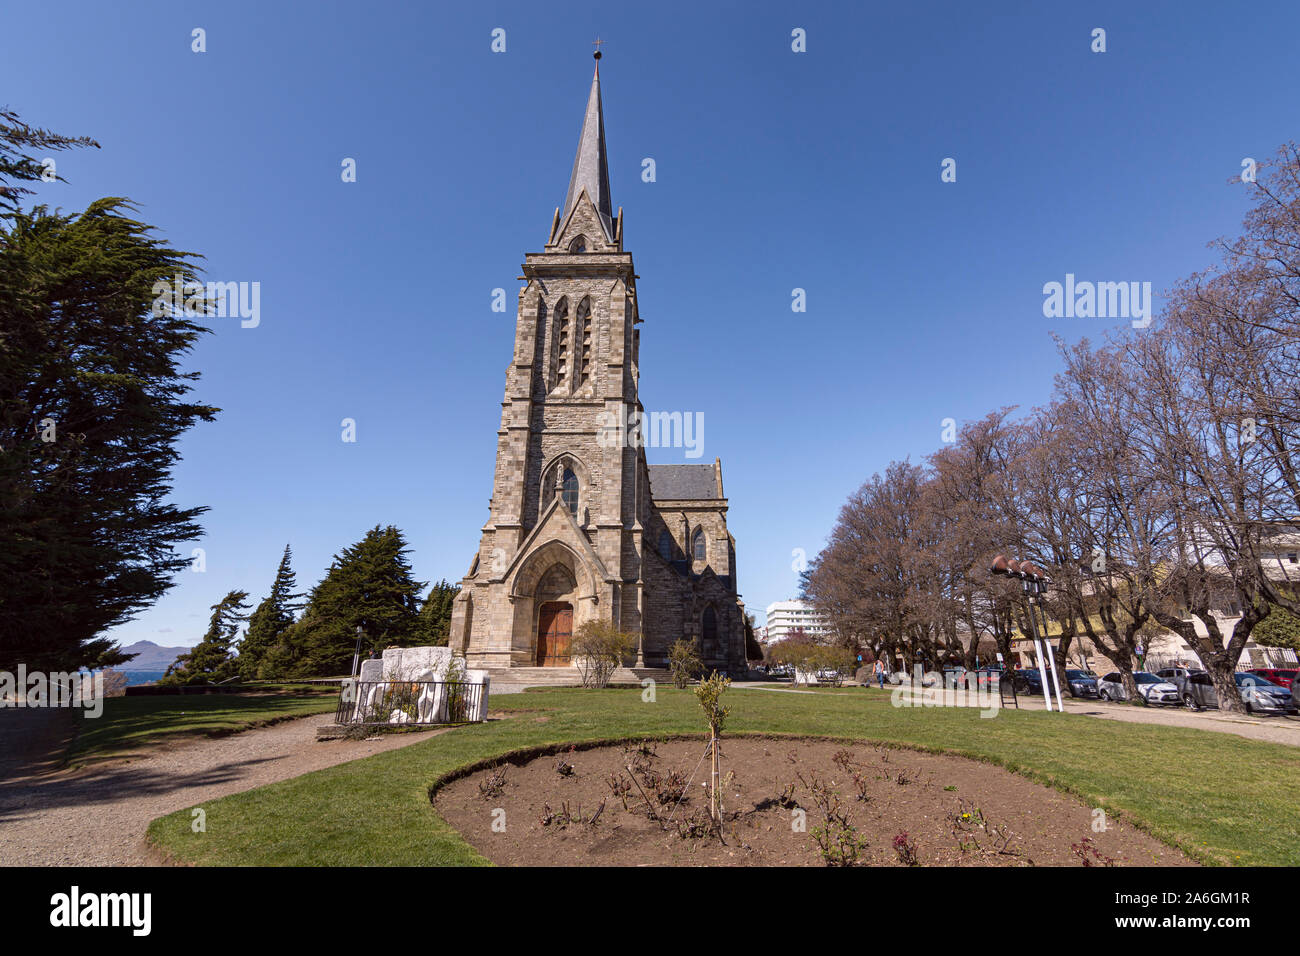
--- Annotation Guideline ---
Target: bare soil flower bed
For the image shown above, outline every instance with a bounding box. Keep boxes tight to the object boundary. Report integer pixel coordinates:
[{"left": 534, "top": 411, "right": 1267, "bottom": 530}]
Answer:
[{"left": 433, "top": 736, "right": 1195, "bottom": 867}]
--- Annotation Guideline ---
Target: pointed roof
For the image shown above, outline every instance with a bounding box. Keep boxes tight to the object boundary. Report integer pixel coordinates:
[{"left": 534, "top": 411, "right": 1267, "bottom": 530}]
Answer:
[
  {"left": 562, "top": 60, "right": 614, "bottom": 241},
  {"left": 648, "top": 463, "right": 723, "bottom": 501}
]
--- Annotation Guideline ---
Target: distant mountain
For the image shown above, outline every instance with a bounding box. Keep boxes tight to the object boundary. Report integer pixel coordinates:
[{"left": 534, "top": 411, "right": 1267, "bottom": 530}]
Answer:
[{"left": 116, "top": 640, "right": 191, "bottom": 671}]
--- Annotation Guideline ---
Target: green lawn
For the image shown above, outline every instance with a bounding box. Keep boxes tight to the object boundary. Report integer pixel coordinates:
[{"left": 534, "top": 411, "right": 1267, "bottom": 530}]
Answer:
[
  {"left": 70, "top": 691, "right": 337, "bottom": 764},
  {"left": 146, "top": 685, "right": 1300, "bottom": 867}
]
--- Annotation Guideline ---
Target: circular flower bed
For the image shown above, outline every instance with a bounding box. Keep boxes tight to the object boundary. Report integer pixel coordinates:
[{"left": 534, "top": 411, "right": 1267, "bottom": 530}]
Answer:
[{"left": 434, "top": 736, "right": 1194, "bottom": 867}]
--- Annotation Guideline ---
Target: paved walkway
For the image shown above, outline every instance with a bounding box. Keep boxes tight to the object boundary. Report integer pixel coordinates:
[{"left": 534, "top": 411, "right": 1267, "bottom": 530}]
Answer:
[
  {"left": 795, "top": 682, "right": 1300, "bottom": 747},
  {"left": 730, "top": 684, "right": 820, "bottom": 695},
  {"left": 1017, "top": 692, "right": 1300, "bottom": 746},
  {"left": 0, "top": 710, "right": 444, "bottom": 866}
]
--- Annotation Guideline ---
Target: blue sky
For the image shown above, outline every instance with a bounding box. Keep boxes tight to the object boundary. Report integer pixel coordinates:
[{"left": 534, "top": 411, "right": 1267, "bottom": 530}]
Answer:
[{"left": 5, "top": 0, "right": 1298, "bottom": 646}]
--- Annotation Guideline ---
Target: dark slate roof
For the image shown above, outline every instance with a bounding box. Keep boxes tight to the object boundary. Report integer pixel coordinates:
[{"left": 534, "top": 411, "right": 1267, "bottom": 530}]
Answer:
[
  {"left": 648, "top": 464, "right": 718, "bottom": 500},
  {"left": 562, "top": 63, "right": 614, "bottom": 241}
]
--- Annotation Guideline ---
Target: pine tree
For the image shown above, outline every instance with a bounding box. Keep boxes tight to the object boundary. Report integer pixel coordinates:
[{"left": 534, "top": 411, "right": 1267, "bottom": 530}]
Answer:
[
  {"left": 163, "top": 590, "right": 251, "bottom": 684},
  {"left": 1, "top": 112, "right": 215, "bottom": 674},
  {"left": 0, "top": 108, "right": 99, "bottom": 216},
  {"left": 417, "top": 579, "right": 460, "bottom": 646},
  {"left": 239, "top": 544, "right": 304, "bottom": 679},
  {"left": 0, "top": 197, "right": 218, "bottom": 674},
  {"left": 276, "top": 526, "right": 426, "bottom": 677}
]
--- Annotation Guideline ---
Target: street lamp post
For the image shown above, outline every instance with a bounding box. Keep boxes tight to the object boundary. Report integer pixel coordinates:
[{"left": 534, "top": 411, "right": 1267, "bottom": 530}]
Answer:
[
  {"left": 1028, "top": 574, "right": 1065, "bottom": 711},
  {"left": 351, "top": 625, "right": 364, "bottom": 680},
  {"left": 991, "top": 556, "right": 1064, "bottom": 712}
]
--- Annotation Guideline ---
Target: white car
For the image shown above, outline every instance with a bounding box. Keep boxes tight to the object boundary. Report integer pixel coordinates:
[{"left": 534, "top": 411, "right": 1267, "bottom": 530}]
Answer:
[{"left": 1096, "top": 671, "right": 1180, "bottom": 705}]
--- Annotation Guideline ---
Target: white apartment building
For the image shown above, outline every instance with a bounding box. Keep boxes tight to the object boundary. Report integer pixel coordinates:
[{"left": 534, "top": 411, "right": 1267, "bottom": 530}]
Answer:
[{"left": 764, "top": 600, "right": 832, "bottom": 642}]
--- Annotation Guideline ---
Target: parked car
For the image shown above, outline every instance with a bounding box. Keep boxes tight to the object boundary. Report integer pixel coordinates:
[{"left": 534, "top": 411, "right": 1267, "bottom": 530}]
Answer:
[
  {"left": 1182, "top": 671, "right": 1297, "bottom": 714},
  {"left": 1014, "top": 668, "right": 1044, "bottom": 694},
  {"left": 974, "top": 667, "right": 1004, "bottom": 689},
  {"left": 1064, "top": 669, "right": 1099, "bottom": 698},
  {"left": 1247, "top": 668, "right": 1297, "bottom": 689},
  {"left": 1096, "top": 672, "right": 1181, "bottom": 705},
  {"left": 1155, "top": 666, "right": 1205, "bottom": 697},
  {"left": 1178, "top": 671, "right": 1215, "bottom": 710},
  {"left": 942, "top": 666, "right": 974, "bottom": 687}
]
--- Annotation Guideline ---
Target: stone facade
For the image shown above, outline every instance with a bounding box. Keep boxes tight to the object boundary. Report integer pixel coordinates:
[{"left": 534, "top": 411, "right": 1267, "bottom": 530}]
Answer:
[{"left": 448, "top": 61, "right": 746, "bottom": 676}]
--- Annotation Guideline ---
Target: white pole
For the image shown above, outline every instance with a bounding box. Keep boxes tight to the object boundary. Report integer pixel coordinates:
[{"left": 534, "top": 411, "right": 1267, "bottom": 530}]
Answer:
[
  {"left": 1044, "top": 637, "right": 1065, "bottom": 711},
  {"left": 1036, "top": 601, "right": 1066, "bottom": 711},
  {"left": 1031, "top": 638, "right": 1053, "bottom": 711}
]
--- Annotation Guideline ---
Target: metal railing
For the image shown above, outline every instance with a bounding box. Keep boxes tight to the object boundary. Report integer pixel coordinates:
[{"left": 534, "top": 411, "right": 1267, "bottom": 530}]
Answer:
[
  {"left": 1143, "top": 648, "right": 1298, "bottom": 674},
  {"left": 336, "top": 679, "right": 488, "bottom": 726}
]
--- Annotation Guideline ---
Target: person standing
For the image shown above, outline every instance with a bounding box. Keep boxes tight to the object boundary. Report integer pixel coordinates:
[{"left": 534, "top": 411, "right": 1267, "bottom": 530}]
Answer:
[{"left": 873, "top": 657, "right": 886, "bottom": 690}]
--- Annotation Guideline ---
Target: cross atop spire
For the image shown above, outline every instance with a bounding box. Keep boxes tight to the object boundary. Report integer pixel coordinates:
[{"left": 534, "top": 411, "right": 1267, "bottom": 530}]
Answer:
[{"left": 562, "top": 56, "right": 614, "bottom": 241}]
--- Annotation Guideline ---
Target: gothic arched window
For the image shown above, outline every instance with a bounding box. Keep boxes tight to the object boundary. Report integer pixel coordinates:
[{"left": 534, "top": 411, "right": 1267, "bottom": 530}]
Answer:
[
  {"left": 551, "top": 298, "right": 570, "bottom": 392},
  {"left": 576, "top": 297, "right": 592, "bottom": 387},
  {"left": 561, "top": 468, "right": 579, "bottom": 516},
  {"left": 569, "top": 235, "right": 587, "bottom": 253},
  {"left": 658, "top": 530, "right": 673, "bottom": 560},
  {"left": 692, "top": 528, "right": 706, "bottom": 562}
]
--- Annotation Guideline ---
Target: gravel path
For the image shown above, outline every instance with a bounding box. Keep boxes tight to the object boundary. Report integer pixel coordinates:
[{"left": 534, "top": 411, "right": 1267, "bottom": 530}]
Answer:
[
  {"left": 1035, "top": 695, "right": 1300, "bottom": 745},
  {"left": 846, "top": 683, "right": 1300, "bottom": 746},
  {"left": 0, "top": 711, "right": 444, "bottom": 866}
]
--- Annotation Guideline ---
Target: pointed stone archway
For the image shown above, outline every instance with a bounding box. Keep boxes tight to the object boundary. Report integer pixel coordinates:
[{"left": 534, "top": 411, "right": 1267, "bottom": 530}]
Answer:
[
  {"left": 533, "top": 563, "right": 578, "bottom": 666},
  {"left": 507, "top": 538, "right": 601, "bottom": 666}
]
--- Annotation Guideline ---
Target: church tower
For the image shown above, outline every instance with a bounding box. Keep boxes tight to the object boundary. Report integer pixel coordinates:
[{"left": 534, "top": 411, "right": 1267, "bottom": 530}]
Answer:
[
  {"left": 450, "top": 55, "right": 747, "bottom": 677},
  {"left": 450, "top": 55, "right": 646, "bottom": 669}
]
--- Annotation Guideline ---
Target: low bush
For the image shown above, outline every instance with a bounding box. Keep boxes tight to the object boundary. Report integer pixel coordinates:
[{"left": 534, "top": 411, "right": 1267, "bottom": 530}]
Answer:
[
  {"left": 667, "top": 638, "right": 703, "bottom": 688},
  {"left": 570, "top": 621, "right": 637, "bottom": 688}
]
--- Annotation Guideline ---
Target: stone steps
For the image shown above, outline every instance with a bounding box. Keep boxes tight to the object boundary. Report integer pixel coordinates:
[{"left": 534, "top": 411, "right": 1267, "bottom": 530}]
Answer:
[{"left": 483, "top": 665, "right": 674, "bottom": 687}]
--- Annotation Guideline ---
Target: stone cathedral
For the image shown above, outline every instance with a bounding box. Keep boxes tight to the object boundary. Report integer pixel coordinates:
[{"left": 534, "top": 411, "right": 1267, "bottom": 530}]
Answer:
[{"left": 449, "top": 57, "right": 746, "bottom": 677}]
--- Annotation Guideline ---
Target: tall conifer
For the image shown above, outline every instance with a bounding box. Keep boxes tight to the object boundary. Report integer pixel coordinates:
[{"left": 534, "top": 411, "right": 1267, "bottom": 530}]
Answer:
[
  {"left": 239, "top": 544, "right": 303, "bottom": 679},
  {"left": 273, "top": 526, "right": 425, "bottom": 677}
]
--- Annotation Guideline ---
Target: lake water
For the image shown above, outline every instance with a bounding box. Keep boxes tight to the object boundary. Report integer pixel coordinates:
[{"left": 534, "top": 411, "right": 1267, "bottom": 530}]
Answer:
[{"left": 119, "top": 671, "right": 168, "bottom": 687}]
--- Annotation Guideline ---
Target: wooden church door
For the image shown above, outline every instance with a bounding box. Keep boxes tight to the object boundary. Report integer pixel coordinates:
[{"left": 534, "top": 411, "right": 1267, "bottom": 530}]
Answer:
[{"left": 536, "top": 602, "right": 573, "bottom": 666}]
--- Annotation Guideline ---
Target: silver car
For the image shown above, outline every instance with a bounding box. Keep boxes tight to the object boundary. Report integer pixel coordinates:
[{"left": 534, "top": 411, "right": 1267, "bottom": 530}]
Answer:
[
  {"left": 1181, "top": 671, "right": 1297, "bottom": 715},
  {"left": 1156, "top": 665, "right": 1200, "bottom": 685},
  {"left": 1096, "top": 671, "right": 1181, "bottom": 705},
  {"left": 1155, "top": 666, "right": 1204, "bottom": 698}
]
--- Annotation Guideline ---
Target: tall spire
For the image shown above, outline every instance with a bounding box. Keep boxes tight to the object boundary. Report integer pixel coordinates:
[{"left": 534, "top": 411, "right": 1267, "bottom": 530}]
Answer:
[{"left": 562, "top": 53, "right": 614, "bottom": 241}]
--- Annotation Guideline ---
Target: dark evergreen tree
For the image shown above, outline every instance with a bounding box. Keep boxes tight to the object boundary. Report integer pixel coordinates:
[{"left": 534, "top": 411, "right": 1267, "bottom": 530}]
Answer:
[
  {"left": 417, "top": 579, "right": 460, "bottom": 646},
  {"left": 0, "top": 197, "right": 218, "bottom": 673},
  {"left": 1254, "top": 595, "right": 1300, "bottom": 652},
  {"left": 238, "top": 544, "right": 304, "bottom": 679},
  {"left": 0, "top": 108, "right": 98, "bottom": 216},
  {"left": 163, "top": 590, "right": 251, "bottom": 684},
  {"left": 274, "top": 526, "right": 425, "bottom": 677}
]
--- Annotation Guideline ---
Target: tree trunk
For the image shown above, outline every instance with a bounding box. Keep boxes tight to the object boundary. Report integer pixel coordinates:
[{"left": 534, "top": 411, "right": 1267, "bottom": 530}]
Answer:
[
  {"left": 1204, "top": 657, "right": 1245, "bottom": 714},
  {"left": 1118, "top": 666, "right": 1144, "bottom": 705},
  {"left": 709, "top": 732, "right": 721, "bottom": 823},
  {"left": 1153, "top": 614, "right": 1247, "bottom": 713}
]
